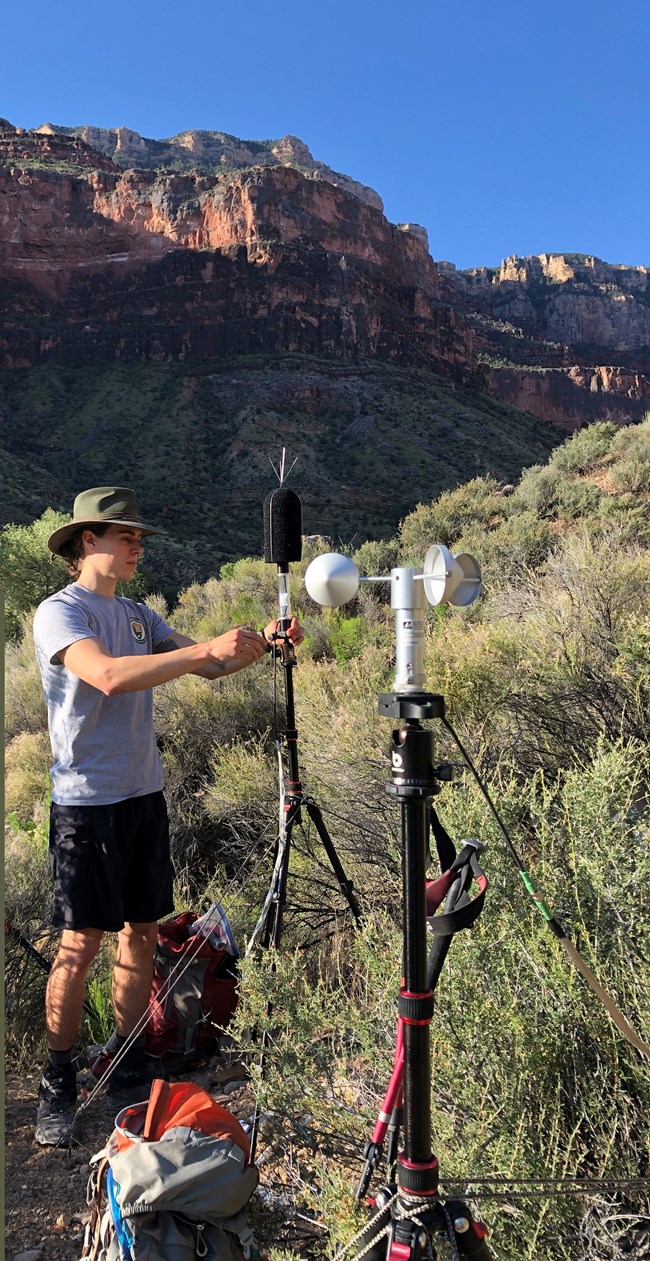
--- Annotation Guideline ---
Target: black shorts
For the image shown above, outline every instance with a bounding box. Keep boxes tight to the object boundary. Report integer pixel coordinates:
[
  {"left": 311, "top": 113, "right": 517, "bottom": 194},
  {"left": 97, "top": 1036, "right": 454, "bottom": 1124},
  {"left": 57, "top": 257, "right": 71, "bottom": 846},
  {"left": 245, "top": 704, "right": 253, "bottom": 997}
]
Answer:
[{"left": 49, "top": 792, "right": 175, "bottom": 932}]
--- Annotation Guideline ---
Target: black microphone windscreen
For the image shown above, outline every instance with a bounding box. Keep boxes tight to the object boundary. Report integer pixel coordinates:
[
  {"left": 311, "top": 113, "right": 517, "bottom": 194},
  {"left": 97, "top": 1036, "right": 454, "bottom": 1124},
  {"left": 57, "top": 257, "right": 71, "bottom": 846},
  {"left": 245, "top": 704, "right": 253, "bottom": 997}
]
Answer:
[{"left": 264, "top": 487, "right": 303, "bottom": 564}]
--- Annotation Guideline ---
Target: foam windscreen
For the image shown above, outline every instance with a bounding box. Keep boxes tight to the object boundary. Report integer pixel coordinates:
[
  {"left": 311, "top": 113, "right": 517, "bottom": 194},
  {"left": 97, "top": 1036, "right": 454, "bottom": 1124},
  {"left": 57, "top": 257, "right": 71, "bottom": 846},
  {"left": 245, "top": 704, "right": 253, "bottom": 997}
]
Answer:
[{"left": 263, "top": 487, "right": 303, "bottom": 565}]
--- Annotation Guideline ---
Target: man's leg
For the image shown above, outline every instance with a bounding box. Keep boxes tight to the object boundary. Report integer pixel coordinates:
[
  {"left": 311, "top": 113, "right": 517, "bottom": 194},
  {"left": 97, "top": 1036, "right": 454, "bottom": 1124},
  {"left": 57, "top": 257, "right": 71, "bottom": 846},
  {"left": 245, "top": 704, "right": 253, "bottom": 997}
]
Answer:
[
  {"left": 106, "top": 793, "right": 173, "bottom": 1100},
  {"left": 37, "top": 928, "right": 103, "bottom": 1146},
  {"left": 46, "top": 928, "right": 104, "bottom": 1048},
  {"left": 107, "top": 920, "right": 160, "bottom": 1103},
  {"left": 112, "top": 920, "right": 158, "bottom": 1036}
]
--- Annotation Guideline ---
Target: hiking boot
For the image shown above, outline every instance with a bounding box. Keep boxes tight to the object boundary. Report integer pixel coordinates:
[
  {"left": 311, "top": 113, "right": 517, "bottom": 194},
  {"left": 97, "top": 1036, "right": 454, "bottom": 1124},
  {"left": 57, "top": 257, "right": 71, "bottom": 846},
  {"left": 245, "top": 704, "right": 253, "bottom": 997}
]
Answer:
[
  {"left": 35, "top": 1063, "right": 78, "bottom": 1146},
  {"left": 106, "top": 1049, "right": 163, "bottom": 1106}
]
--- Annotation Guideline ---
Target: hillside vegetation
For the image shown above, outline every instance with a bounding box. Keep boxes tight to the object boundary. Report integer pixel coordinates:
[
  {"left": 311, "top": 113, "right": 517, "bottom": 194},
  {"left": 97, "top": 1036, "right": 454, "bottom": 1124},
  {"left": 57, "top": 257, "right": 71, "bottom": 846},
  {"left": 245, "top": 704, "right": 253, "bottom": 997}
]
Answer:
[
  {"left": 4, "top": 417, "right": 650, "bottom": 1260},
  {"left": 0, "top": 356, "right": 561, "bottom": 601}
]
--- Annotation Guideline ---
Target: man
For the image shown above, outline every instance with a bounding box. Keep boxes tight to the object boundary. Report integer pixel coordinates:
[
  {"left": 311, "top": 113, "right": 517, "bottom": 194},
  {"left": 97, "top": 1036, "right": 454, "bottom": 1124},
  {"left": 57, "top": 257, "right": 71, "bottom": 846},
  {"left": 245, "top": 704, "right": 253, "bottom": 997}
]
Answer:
[{"left": 33, "top": 486, "right": 303, "bottom": 1145}]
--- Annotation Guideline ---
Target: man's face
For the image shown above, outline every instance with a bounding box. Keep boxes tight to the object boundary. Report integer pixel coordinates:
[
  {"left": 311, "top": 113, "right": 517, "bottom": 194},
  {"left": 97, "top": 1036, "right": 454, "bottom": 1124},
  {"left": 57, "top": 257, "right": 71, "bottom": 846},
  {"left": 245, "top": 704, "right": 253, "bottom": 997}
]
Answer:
[{"left": 83, "top": 525, "right": 145, "bottom": 581}]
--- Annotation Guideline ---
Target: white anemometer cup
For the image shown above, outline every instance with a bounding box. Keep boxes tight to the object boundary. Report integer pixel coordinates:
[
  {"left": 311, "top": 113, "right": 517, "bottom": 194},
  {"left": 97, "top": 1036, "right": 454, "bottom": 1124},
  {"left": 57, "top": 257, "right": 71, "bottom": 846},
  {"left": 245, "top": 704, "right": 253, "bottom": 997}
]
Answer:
[{"left": 304, "top": 545, "right": 482, "bottom": 694}]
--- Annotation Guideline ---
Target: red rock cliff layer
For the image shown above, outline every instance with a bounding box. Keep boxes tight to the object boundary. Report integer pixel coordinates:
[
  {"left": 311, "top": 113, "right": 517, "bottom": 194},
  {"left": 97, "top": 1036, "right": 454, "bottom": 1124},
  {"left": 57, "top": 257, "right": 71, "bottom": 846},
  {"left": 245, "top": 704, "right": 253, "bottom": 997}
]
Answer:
[
  {"left": 2, "top": 126, "right": 648, "bottom": 430},
  {"left": 0, "top": 129, "right": 471, "bottom": 377}
]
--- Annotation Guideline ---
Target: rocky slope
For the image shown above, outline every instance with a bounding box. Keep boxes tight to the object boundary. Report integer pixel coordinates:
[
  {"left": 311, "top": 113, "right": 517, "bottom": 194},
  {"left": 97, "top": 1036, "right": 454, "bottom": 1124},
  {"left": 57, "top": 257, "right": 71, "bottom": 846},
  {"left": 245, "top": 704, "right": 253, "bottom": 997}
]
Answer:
[{"left": 0, "top": 357, "right": 560, "bottom": 595}]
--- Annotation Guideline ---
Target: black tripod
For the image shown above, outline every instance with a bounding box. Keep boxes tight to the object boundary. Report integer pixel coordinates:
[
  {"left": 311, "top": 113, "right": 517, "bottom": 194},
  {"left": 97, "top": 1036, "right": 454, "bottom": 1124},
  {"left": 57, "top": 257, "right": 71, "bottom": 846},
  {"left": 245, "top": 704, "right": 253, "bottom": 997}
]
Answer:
[
  {"left": 259, "top": 622, "right": 362, "bottom": 952},
  {"left": 248, "top": 608, "right": 362, "bottom": 1158},
  {"left": 355, "top": 690, "right": 494, "bottom": 1261}
]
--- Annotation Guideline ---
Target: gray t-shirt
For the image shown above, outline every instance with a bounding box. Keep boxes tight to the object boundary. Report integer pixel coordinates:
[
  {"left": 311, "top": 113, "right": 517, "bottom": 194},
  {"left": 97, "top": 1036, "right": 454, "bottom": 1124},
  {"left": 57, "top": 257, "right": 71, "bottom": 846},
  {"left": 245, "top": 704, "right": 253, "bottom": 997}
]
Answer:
[{"left": 33, "top": 583, "right": 175, "bottom": 806}]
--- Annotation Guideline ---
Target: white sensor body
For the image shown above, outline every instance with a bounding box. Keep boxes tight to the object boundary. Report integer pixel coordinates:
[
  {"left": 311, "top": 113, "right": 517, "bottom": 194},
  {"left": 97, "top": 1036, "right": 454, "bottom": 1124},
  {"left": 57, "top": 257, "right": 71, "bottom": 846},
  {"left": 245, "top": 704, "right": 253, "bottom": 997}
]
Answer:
[
  {"left": 304, "top": 545, "right": 481, "bottom": 694},
  {"left": 391, "top": 567, "right": 427, "bottom": 691}
]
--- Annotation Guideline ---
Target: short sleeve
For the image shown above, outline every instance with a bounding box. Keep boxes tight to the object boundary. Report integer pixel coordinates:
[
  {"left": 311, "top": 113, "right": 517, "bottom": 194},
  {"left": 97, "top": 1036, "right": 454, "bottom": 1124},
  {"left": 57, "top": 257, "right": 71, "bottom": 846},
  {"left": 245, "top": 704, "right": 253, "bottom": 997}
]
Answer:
[
  {"left": 33, "top": 596, "right": 97, "bottom": 666},
  {"left": 139, "top": 603, "right": 177, "bottom": 652}
]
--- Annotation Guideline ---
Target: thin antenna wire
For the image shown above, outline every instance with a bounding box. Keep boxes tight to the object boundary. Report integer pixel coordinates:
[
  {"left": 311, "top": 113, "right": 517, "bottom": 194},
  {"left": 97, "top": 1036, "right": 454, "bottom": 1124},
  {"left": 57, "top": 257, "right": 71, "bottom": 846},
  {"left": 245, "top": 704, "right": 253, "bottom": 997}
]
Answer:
[{"left": 268, "top": 448, "right": 298, "bottom": 486}]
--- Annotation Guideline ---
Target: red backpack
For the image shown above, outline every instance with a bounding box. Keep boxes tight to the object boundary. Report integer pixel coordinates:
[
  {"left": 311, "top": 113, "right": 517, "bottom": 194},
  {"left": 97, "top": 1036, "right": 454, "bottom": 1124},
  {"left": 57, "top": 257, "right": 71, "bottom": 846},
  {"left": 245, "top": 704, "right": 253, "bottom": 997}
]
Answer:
[{"left": 147, "top": 910, "right": 239, "bottom": 1068}]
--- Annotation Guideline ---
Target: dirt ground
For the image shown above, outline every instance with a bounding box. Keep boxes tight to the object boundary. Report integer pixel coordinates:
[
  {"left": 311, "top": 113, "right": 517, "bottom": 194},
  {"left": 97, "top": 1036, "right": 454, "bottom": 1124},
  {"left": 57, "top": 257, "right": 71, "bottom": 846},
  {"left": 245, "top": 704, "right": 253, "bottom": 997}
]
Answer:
[{"left": 4, "top": 1055, "right": 261, "bottom": 1261}]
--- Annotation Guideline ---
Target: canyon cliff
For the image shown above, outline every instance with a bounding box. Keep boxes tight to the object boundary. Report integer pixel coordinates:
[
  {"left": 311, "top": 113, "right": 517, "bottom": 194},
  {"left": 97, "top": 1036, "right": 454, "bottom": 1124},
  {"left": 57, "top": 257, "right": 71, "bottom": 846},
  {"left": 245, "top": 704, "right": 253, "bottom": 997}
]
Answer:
[
  {"left": 1, "top": 120, "right": 649, "bottom": 582},
  {"left": 1, "top": 121, "right": 648, "bottom": 432},
  {"left": 438, "top": 255, "right": 649, "bottom": 428},
  {"left": 0, "top": 126, "right": 473, "bottom": 382}
]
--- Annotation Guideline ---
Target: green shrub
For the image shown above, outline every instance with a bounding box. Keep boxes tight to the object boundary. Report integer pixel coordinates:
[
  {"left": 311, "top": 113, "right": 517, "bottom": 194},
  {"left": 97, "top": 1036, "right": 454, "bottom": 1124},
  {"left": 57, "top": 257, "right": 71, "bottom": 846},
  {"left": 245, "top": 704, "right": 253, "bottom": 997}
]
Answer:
[
  {"left": 611, "top": 412, "right": 650, "bottom": 453},
  {"left": 5, "top": 731, "right": 51, "bottom": 823},
  {"left": 556, "top": 478, "right": 603, "bottom": 520},
  {"left": 173, "top": 558, "right": 308, "bottom": 641},
  {"left": 168, "top": 578, "right": 228, "bottom": 640},
  {"left": 353, "top": 536, "right": 400, "bottom": 577},
  {"left": 491, "top": 508, "right": 554, "bottom": 569},
  {"left": 4, "top": 619, "right": 48, "bottom": 741},
  {"left": 398, "top": 477, "right": 504, "bottom": 561},
  {"left": 455, "top": 510, "right": 554, "bottom": 582},
  {"left": 325, "top": 612, "right": 365, "bottom": 665},
  {"left": 549, "top": 421, "right": 616, "bottom": 473},
  {"left": 0, "top": 510, "right": 70, "bottom": 638},
  {"left": 154, "top": 665, "right": 278, "bottom": 881},
  {"left": 610, "top": 444, "right": 650, "bottom": 494},
  {"left": 512, "top": 464, "right": 566, "bottom": 517},
  {"left": 597, "top": 492, "right": 650, "bottom": 544},
  {"left": 608, "top": 414, "right": 650, "bottom": 493}
]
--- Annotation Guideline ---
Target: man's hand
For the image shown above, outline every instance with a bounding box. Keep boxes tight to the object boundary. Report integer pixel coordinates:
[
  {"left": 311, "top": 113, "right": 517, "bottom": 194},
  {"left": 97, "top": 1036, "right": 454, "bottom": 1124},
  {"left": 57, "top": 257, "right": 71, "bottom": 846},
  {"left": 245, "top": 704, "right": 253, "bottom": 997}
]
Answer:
[
  {"left": 200, "top": 627, "right": 269, "bottom": 678},
  {"left": 262, "top": 616, "right": 305, "bottom": 648},
  {"left": 59, "top": 619, "right": 306, "bottom": 694},
  {"left": 191, "top": 620, "right": 305, "bottom": 679}
]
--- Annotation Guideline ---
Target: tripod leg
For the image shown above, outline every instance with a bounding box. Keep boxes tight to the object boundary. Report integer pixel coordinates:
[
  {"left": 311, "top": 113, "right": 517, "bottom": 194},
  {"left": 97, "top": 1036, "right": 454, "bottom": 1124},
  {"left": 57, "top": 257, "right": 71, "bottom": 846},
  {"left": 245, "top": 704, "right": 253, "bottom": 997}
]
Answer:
[
  {"left": 250, "top": 803, "right": 301, "bottom": 1160},
  {"left": 261, "top": 800, "right": 300, "bottom": 950},
  {"left": 356, "top": 874, "right": 465, "bottom": 1202},
  {"left": 303, "top": 800, "right": 362, "bottom": 927}
]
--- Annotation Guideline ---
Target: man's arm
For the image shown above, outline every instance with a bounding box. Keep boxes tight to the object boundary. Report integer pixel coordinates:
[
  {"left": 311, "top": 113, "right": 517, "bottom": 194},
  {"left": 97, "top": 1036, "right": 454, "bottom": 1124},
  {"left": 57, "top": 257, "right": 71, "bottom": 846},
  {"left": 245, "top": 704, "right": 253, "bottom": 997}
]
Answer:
[
  {"left": 156, "top": 630, "right": 259, "bottom": 680},
  {"left": 161, "top": 619, "right": 304, "bottom": 680},
  {"left": 60, "top": 627, "right": 268, "bottom": 695}
]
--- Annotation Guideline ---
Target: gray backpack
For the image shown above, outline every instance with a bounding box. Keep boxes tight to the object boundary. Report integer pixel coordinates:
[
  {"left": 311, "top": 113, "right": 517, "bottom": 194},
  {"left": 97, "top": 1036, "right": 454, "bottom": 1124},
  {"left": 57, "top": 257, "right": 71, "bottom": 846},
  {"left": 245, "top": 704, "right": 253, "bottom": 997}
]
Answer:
[{"left": 81, "top": 1080, "right": 258, "bottom": 1261}]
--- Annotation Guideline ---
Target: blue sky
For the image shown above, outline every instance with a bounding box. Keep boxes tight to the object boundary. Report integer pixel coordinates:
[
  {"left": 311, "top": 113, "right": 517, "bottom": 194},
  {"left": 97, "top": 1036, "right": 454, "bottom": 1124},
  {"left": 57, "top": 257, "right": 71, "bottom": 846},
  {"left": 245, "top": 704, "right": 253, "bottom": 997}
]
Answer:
[{"left": 4, "top": 0, "right": 648, "bottom": 269}]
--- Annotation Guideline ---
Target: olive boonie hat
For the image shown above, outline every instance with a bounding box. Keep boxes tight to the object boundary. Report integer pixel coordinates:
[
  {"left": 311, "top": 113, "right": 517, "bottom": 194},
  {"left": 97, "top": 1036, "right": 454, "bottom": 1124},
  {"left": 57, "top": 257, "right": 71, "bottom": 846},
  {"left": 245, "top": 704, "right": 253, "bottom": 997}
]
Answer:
[{"left": 47, "top": 487, "right": 168, "bottom": 556}]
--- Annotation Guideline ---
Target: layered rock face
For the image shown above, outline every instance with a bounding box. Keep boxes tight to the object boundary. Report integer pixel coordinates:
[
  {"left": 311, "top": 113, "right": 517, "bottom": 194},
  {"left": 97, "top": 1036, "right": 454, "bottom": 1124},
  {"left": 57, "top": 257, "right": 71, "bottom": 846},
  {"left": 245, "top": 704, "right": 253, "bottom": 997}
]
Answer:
[
  {"left": 439, "top": 255, "right": 650, "bottom": 426},
  {"left": 34, "top": 121, "right": 385, "bottom": 210},
  {"left": 481, "top": 363, "right": 650, "bottom": 429},
  {"left": 1, "top": 121, "right": 648, "bottom": 430},
  {"left": 0, "top": 126, "right": 471, "bottom": 377},
  {"left": 442, "top": 254, "right": 650, "bottom": 354}
]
